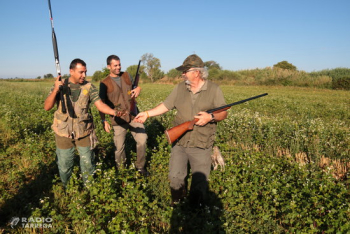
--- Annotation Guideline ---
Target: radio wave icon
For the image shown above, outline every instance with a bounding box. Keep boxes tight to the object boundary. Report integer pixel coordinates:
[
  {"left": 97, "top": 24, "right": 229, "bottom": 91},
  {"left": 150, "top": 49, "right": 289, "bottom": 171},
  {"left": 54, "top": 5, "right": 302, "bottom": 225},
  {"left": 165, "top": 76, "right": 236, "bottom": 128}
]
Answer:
[{"left": 9, "top": 217, "right": 20, "bottom": 228}]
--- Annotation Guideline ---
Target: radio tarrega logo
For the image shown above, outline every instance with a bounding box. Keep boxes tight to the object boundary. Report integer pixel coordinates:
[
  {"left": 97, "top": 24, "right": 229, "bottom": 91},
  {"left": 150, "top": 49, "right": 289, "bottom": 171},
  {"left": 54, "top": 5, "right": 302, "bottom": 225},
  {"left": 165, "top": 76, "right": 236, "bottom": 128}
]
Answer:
[{"left": 9, "top": 216, "right": 53, "bottom": 229}]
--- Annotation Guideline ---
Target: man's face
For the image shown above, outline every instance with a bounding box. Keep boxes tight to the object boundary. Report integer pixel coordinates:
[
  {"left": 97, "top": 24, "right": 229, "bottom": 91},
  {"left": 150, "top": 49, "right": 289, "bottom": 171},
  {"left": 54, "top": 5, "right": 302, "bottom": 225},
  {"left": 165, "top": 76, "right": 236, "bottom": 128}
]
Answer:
[
  {"left": 108, "top": 59, "right": 121, "bottom": 76},
  {"left": 69, "top": 63, "right": 87, "bottom": 84},
  {"left": 182, "top": 69, "right": 197, "bottom": 84}
]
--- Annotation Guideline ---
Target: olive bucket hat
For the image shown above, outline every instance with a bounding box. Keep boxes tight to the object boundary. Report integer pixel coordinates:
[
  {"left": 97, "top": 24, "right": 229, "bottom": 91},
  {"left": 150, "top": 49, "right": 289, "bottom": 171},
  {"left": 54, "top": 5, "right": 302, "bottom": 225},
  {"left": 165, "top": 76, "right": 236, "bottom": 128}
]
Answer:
[{"left": 176, "top": 54, "right": 204, "bottom": 72}]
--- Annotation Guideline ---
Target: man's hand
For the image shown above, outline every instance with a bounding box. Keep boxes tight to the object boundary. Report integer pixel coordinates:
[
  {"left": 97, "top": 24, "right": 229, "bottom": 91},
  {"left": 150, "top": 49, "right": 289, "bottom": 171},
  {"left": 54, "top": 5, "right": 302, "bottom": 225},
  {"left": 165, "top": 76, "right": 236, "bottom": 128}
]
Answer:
[
  {"left": 114, "top": 109, "right": 127, "bottom": 117},
  {"left": 44, "top": 75, "right": 63, "bottom": 111},
  {"left": 194, "top": 111, "right": 213, "bottom": 126},
  {"left": 103, "top": 121, "right": 111, "bottom": 133},
  {"left": 130, "top": 86, "right": 141, "bottom": 98},
  {"left": 53, "top": 75, "right": 63, "bottom": 93},
  {"left": 134, "top": 111, "right": 148, "bottom": 123}
]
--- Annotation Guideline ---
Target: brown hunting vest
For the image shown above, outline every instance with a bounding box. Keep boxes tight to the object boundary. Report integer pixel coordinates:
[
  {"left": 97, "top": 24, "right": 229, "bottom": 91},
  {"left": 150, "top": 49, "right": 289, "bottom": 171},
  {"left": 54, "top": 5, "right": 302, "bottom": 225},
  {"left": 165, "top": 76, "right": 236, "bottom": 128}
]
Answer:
[
  {"left": 52, "top": 80, "right": 93, "bottom": 139},
  {"left": 100, "top": 72, "right": 132, "bottom": 125}
]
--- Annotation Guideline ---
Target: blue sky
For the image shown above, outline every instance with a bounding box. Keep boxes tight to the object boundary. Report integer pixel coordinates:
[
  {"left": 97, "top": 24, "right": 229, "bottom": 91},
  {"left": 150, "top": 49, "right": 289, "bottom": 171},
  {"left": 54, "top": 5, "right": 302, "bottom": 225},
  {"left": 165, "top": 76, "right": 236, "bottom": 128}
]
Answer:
[{"left": 0, "top": 0, "right": 349, "bottom": 78}]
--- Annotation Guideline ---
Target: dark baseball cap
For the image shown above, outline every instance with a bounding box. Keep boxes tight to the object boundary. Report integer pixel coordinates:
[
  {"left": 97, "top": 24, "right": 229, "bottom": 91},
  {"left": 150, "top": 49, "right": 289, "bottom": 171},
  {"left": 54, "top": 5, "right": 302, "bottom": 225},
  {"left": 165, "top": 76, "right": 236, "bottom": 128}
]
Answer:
[{"left": 176, "top": 54, "right": 204, "bottom": 72}]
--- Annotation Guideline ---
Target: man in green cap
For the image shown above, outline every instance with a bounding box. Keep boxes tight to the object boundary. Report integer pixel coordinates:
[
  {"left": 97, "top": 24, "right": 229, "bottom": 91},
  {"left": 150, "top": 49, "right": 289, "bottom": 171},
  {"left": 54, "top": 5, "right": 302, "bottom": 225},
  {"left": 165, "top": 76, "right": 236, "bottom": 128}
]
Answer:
[{"left": 134, "top": 54, "right": 228, "bottom": 208}]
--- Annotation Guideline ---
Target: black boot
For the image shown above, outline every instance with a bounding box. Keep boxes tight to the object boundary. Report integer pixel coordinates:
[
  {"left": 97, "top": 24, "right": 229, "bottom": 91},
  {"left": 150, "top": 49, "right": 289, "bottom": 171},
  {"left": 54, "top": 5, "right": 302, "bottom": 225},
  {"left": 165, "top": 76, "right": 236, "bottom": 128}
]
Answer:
[
  {"left": 137, "top": 168, "right": 150, "bottom": 177},
  {"left": 170, "top": 185, "right": 187, "bottom": 207}
]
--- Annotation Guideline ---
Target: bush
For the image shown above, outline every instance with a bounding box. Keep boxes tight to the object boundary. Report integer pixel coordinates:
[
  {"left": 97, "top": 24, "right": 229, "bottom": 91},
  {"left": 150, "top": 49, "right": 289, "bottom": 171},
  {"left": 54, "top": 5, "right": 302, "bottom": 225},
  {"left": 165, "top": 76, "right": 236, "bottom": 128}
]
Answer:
[
  {"left": 166, "top": 69, "right": 181, "bottom": 79},
  {"left": 332, "top": 76, "right": 350, "bottom": 90}
]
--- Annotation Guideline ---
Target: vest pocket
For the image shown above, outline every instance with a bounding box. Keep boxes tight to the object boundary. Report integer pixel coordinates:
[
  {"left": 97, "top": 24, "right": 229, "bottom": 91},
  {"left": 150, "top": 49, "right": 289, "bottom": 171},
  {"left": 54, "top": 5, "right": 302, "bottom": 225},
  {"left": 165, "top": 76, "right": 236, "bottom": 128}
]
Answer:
[
  {"left": 54, "top": 112, "right": 70, "bottom": 136},
  {"left": 78, "top": 113, "right": 93, "bottom": 134}
]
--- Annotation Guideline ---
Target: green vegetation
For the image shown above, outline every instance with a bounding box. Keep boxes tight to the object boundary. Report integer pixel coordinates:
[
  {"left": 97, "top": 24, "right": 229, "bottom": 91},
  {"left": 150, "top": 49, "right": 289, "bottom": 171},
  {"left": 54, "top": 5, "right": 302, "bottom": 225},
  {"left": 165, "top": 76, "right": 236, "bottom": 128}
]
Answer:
[
  {"left": 309, "top": 68, "right": 350, "bottom": 90},
  {"left": 162, "top": 67, "right": 350, "bottom": 90},
  {"left": 0, "top": 81, "right": 349, "bottom": 233},
  {"left": 273, "top": 61, "right": 297, "bottom": 71}
]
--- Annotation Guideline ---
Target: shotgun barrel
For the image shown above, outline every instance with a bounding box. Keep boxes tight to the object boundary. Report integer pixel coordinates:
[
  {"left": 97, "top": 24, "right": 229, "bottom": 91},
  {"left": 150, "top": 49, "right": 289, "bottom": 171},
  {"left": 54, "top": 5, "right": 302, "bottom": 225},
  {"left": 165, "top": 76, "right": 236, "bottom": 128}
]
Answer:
[
  {"left": 47, "top": 0, "right": 66, "bottom": 113},
  {"left": 130, "top": 60, "right": 141, "bottom": 116}
]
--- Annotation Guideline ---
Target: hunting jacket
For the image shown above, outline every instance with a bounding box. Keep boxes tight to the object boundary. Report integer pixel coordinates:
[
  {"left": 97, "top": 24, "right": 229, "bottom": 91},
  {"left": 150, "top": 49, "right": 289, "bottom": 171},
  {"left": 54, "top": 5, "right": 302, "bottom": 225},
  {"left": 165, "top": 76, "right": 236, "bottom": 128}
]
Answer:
[
  {"left": 100, "top": 72, "right": 132, "bottom": 125},
  {"left": 52, "top": 80, "right": 93, "bottom": 139}
]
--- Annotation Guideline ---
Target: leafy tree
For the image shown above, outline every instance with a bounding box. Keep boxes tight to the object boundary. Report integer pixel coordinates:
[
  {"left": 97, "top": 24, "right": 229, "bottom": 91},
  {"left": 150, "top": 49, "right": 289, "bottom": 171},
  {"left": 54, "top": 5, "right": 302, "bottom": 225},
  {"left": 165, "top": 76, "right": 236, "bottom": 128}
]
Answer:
[
  {"left": 92, "top": 68, "right": 109, "bottom": 82},
  {"left": 36, "top": 76, "right": 41, "bottom": 79},
  {"left": 43, "top": 73, "right": 54, "bottom": 79},
  {"left": 167, "top": 69, "right": 182, "bottom": 79},
  {"left": 126, "top": 64, "right": 147, "bottom": 81},
  {"left": 273, "top": 61, "right": 297, "bottom": 71},
  {"left": 101, "top": 67, "right": 110, "bottom": 78},
  {"left": 92, "top": 71, "right": 103, "bottom": 82},
  {"left": 204, "top": 60, "right": 221, "bottom": 70},
  {"left": 152, "top": 69, "right": 165, "bottom": 82},
  {"left": 141, "top": 53, "right": 163, "bottom": 82},
  {"left": 208, "top": 68, "right": 221, "bottom": 80}
]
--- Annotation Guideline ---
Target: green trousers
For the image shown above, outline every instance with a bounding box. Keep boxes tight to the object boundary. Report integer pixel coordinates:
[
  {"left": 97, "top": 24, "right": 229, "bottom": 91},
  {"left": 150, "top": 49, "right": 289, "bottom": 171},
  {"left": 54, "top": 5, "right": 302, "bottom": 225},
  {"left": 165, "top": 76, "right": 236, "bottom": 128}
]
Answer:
[{"left": 55, "top": 134, "right": 95, "bottom": 186}]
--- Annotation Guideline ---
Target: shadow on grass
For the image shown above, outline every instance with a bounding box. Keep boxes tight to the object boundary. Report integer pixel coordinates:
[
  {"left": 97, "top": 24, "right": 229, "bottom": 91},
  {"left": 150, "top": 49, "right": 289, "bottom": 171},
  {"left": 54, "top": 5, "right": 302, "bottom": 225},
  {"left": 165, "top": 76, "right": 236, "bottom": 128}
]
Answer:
[
  {"left": 0, "top": 160, "right": 57, "bottom": 230},
  {"left": 169, "top": 172, "right": 226, "bottom": 234}
]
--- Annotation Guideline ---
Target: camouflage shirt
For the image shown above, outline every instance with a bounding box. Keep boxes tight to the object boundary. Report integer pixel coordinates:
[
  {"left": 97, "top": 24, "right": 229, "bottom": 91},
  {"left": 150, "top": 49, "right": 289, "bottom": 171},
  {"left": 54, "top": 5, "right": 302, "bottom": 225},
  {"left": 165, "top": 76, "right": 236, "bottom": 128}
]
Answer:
[{"left": 48, "top": 80, "right": 100, "bottom": 104}]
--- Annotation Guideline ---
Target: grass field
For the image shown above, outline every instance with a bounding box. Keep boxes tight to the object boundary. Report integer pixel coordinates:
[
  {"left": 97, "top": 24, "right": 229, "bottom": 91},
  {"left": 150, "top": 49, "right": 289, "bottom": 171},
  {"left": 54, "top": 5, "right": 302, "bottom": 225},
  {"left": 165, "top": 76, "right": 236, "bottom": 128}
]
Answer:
[{"left": 0, "top": 80, "right": 349, "bottom": 233}]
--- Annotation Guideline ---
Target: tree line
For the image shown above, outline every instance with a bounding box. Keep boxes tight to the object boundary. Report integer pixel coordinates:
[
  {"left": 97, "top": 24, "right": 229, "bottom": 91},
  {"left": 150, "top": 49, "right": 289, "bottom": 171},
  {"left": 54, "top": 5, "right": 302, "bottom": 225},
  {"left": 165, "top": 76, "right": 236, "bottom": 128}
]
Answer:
[{"left": 40, "top": 54, "right": 349, "bottom": 90}]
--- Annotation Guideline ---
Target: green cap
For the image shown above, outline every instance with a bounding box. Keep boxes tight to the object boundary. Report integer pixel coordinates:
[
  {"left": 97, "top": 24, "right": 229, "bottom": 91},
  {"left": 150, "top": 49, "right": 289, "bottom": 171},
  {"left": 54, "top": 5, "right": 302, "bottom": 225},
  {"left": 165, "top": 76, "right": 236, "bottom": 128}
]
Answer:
[{"left": 176, "top": 54, "right": 204, "bottom": 72}]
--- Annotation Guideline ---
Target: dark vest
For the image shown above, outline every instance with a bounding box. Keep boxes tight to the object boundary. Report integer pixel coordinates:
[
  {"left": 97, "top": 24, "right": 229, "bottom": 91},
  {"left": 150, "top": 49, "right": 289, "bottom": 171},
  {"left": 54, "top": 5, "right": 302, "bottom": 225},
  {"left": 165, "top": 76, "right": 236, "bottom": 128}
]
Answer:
[{"left": 101, "top": 72, "right": 132, "bottom": 125}]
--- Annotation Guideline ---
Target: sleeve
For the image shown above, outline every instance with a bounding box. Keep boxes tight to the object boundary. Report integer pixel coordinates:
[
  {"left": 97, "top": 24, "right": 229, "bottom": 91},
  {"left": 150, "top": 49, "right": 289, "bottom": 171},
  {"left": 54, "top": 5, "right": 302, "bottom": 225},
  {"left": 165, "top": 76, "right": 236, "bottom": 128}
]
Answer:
[
  {"left": 213, "top": 86, "right": 226, "bottom": 107},
  {"left": 162, "top": 85, "right": 179, "bottom": 110},
  {"left": 99, "top": 82, "right": 108, "bottom": 102},
  {"left": 90, "top": 84, "right": 101, "bottom": 104}
]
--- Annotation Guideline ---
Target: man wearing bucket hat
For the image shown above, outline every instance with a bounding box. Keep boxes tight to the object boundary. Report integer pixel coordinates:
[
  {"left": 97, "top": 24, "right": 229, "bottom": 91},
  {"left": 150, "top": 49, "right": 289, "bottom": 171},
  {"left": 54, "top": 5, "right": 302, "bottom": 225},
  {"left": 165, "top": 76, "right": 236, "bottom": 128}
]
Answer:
[{"left": 134, "top": 54, "right": 228, "bottom": 208}]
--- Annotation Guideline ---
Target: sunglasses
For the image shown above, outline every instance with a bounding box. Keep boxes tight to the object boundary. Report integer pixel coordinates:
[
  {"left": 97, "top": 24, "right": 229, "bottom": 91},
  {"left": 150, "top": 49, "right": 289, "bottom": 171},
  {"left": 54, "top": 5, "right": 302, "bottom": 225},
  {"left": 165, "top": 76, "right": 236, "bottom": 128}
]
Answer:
[{"left": 183, "top": 69, "right": 196, "bottom": 74}]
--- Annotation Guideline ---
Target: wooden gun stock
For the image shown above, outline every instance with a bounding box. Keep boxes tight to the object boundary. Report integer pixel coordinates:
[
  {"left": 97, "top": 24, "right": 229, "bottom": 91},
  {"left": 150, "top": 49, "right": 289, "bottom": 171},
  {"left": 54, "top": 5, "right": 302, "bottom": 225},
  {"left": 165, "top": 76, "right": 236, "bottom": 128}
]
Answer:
[{"left": 164, "top": 93, "right": 268, "bottom": 144}]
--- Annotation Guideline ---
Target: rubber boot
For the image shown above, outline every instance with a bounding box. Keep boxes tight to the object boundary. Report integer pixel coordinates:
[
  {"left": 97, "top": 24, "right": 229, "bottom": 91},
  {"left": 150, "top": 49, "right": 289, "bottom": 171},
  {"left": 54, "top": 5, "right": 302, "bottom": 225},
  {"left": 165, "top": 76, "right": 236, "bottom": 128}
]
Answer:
[{"left": 170, "top": 185, "right": 187, "bottom": 207}]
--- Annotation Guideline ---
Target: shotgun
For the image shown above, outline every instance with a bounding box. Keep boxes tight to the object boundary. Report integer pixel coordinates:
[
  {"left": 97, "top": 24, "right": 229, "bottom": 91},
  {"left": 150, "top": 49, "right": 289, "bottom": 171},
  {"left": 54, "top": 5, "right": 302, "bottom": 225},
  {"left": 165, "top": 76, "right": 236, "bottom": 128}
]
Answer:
[
  {"left": 130, "top": 60, "right": 141, "bottom": 116},
  {"left": 47, "top": 0, "right": 66, "bottom": 113},
  {"left": 165, "top": 93, "right": 268, "bottom": 144}
]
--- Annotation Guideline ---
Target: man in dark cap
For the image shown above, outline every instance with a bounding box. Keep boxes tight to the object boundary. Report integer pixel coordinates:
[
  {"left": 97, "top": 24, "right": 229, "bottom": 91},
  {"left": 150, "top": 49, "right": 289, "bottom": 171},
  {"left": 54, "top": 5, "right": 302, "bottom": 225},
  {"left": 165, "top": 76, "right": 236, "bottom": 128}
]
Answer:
[{"left": 134, "top": 54, "right": 228, "bottom": 208}]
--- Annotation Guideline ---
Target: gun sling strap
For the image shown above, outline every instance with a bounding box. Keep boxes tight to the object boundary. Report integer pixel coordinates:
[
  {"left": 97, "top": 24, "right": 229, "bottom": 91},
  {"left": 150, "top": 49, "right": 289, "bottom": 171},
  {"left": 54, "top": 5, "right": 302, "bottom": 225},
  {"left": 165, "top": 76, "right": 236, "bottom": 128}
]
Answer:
[{"left": 61, "top": 78, "right": 76, "bottom": 118}]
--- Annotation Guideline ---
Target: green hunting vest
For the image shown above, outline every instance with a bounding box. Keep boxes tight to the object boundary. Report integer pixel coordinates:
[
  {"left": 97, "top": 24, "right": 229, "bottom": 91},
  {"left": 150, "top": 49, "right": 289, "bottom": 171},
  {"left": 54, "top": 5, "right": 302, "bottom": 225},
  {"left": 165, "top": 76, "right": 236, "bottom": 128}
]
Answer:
[
  {"left": 100, "top": 72, "right": 132, "bottom": 125},
  {"left": 52, "top": 80, "right": 93, "bottom": 139},
  {"left": 173, "top": 81, "right": 218, "bottom": 149}
]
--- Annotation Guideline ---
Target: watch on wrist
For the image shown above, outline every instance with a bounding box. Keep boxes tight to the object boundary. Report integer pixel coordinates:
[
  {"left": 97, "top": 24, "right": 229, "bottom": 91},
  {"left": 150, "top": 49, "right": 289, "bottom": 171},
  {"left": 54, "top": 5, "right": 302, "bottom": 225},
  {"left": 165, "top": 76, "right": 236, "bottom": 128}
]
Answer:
[{"left": 210, "top": 113, "right": 215, "bottom": 122}]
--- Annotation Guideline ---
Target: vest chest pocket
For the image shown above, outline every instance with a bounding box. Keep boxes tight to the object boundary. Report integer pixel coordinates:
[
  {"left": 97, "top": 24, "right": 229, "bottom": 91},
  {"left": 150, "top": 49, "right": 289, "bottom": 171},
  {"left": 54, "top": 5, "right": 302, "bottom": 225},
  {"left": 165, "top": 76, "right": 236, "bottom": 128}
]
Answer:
[
  {"left": 78, "top": 113, "right": 93, "bottom": 133},
  {"left": 78, "top": 95, "right": 89, "bottom": 107}
]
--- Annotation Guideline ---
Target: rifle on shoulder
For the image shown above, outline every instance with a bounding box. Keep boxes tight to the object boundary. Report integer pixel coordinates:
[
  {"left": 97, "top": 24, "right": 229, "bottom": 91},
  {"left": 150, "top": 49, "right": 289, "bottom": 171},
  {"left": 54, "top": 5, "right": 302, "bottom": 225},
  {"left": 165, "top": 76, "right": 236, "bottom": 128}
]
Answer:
[
  {"left": 164, "top": 93, "right": 268, "bottom": 144},
  {"left": 130, "top": 60, "right": 141, "bottom": 116},
  {"left": 47, "top": 0, "right": 66, "bottom": 113}
]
